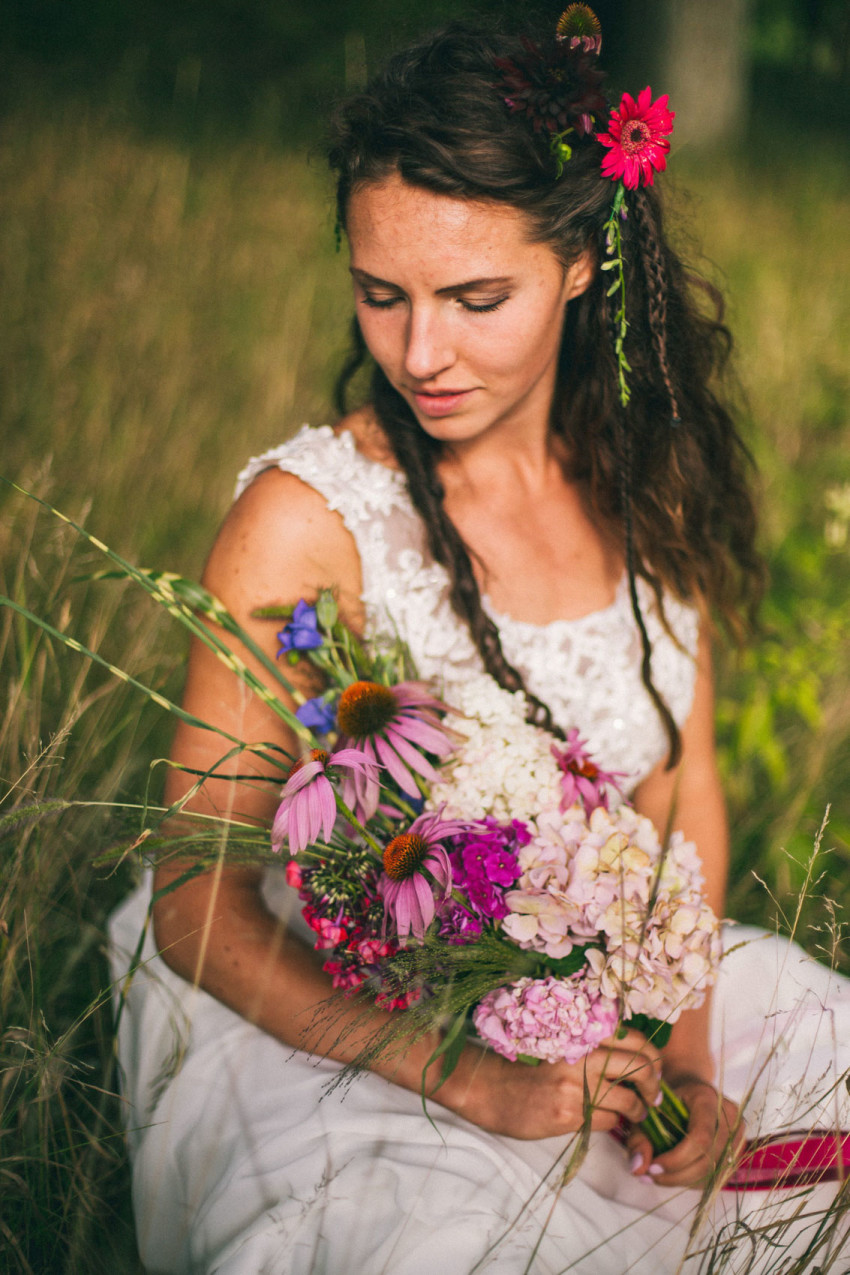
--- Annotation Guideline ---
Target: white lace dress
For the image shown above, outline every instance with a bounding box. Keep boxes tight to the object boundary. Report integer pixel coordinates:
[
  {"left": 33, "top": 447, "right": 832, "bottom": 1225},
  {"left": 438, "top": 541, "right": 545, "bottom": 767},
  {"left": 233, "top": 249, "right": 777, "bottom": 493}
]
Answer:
[{"left": 110, "top": 426, "right": 850, "bottom": 1274}]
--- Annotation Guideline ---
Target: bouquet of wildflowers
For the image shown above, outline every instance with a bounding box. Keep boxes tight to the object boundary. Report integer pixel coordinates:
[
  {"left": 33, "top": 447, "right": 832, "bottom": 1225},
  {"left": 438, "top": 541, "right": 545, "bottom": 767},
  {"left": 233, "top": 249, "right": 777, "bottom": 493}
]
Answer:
[{"left": 271, "top": 590, "right": 721, "bottom": 1151}]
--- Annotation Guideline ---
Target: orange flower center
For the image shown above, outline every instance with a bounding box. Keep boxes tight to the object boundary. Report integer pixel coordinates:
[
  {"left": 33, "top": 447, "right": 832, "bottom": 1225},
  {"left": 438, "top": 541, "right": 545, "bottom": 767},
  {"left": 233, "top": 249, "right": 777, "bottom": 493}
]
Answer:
[
  {"left": 569, "top": 758, "right": 599, "bottom": 780},
  {"left": 287, "top": 748, "right": 329, "bottom": 780},
  {"left": 383, "top": 833, "right": 429, "bottom": 881},
  {"left": 622, "top": 120, "right": 651, "bottom": 154},
  {"left": 337, "top": 680, "right": 397, "bottom": 737}
]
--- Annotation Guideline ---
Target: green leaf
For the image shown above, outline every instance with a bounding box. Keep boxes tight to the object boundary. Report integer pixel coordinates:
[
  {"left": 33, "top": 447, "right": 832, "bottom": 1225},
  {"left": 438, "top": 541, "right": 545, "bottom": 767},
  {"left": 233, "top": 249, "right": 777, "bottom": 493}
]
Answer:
[
  {"left": 420, "top": 1012, "right": 468, "bottom": 1118},
  {"left": 625, "top": 1013, "right": 672, "bottom": 1049}
]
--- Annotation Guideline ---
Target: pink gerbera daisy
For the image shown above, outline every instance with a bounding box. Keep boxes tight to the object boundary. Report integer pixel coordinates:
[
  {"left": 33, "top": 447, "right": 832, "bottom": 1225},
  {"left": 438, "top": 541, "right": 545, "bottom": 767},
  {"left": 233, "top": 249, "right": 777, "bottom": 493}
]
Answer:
[
  {"left": 597, "top": 87, "right": 675, "bottom": 189},
  {"left": 378, "top": 809, "right": 471, "bottom": 941},
  {"left": 271, "top": 747, "right": 379, "bottom": 855},
  {"left": 335, "top": 680, "right": 455, "bottom": 822}
]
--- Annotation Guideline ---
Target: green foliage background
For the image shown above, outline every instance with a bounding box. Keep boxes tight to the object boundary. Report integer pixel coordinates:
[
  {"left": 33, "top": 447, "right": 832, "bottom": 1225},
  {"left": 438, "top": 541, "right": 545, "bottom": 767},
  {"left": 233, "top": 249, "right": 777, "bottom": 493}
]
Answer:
[{"left": 1, "top": 2, "right": 849, "bottom": 1269}]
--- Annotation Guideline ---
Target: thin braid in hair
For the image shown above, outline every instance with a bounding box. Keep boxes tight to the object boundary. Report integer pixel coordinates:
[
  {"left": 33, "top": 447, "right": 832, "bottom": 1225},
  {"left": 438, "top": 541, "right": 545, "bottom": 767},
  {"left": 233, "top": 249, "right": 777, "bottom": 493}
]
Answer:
[
  {"left": 616, "top": 416, "right": 683, "bottom": 769},
  {"left": 631, "top": 189, "right": 682, "bottom": 426}
]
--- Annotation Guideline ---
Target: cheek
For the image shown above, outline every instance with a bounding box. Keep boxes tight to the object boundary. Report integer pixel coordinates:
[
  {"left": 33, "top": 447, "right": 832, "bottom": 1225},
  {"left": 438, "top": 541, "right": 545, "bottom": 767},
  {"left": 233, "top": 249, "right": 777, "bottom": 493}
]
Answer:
[
  {"left": 483, "top": 304, "right": 564, "bottom": 379},
  {"left": 356, "top": 306, "right": 401, "bottom": 368}
]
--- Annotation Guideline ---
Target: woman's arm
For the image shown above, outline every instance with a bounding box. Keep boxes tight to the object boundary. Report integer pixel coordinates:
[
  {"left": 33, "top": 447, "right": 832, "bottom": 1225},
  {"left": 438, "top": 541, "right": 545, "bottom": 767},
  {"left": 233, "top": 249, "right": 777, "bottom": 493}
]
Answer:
[
  {"left": 153, "top": 462, "right": 663, "bottom": 1139},
  {"left": 628, "top": 627, "right": 743, "bottom": 1184}
]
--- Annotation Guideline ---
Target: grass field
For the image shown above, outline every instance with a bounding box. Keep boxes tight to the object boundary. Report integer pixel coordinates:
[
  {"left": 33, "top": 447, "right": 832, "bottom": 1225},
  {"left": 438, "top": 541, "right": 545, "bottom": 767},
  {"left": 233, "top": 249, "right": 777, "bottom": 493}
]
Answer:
[{"left": 1, "top": 90, "right": 849, "bottom": 1270}]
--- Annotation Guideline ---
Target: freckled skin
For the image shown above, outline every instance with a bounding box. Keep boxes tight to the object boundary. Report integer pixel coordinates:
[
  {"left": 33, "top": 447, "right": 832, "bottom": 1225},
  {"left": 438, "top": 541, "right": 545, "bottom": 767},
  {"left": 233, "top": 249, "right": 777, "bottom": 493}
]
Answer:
[{"left": 347, "top": 174, "right": 593, "bottom": 454}]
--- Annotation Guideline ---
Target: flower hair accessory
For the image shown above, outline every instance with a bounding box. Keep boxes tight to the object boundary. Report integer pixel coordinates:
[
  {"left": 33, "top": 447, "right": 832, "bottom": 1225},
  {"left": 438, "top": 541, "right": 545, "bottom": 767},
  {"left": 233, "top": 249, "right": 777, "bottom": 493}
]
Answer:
[
  {"left": 495, "top": 8, "right": 676, "bottom": 412},
  {"left": 598, "top": 87, "right": 675, "bottom": 190},
  {"left": 493, "top": 5, "right": 607, "bottom": 176}
]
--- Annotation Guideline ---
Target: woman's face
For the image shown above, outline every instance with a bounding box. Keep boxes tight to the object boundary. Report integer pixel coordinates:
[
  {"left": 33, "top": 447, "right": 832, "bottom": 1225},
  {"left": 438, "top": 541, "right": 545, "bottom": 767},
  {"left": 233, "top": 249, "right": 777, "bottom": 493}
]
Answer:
[{"left": 346, "top": 174, "right": 594, "bottom": 449}]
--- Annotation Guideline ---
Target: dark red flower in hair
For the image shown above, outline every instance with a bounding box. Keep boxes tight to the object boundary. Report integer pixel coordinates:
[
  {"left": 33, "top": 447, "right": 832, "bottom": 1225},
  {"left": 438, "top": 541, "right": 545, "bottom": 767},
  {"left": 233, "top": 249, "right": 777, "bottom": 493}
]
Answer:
[{"left": 494, "top": 39, "right": 607, "bottom": 139}]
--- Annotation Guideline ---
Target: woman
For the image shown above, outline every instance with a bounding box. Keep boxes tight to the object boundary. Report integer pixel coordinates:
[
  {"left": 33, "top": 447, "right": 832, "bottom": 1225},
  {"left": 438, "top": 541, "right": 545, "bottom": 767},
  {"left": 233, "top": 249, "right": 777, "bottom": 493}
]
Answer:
[{"left": 111, "top": 15, "right": 850, "bottom": 1273}]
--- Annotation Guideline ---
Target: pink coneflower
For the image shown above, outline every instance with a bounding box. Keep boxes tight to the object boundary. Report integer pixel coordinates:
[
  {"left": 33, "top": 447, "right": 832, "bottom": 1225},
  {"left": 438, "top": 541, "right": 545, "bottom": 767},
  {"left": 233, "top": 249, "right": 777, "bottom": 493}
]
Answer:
[
  {"left": 556, "top": 5, "right": 602, "bottom": 55},
  {"left": 335, "top": 680, "right": 455, "bottom": 821},
  {"left": 552, "top": 729, "right": 626, "bottom": 813},
  {"left": 378, "top": 809, "right": 471, "bottom": 941},
  {"left": 597, "top": 87, "right": 675, "bottom": 189},
  {"left": 271, "top": 747, "right": 380, "bottom": 855}
]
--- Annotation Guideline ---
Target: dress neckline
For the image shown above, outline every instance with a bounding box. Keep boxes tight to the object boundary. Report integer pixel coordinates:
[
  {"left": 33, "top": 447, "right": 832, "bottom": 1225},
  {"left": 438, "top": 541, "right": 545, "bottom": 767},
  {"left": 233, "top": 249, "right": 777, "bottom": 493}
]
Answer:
[{"left": 332, "top": 425, "right": 629, "bottom": 635}]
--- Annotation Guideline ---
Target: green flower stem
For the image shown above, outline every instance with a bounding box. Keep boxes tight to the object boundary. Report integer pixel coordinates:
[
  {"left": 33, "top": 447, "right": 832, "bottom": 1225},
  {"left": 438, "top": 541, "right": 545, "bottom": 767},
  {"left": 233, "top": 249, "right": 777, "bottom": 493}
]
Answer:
[
  {"left": 601, "top": 182, "right": 631, "bottom": 409},
  {"left": 639, "top": 1079, "right": 690, "bottom": 1153},
  {"left": 330, "top": 792, "right": 383, "bottom": 858}
]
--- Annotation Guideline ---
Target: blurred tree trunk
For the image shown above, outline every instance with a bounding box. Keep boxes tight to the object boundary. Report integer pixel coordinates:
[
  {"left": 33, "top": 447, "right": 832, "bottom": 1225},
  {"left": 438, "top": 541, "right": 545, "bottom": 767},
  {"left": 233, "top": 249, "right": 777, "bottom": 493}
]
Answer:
[{"left": 659, "top": 0, "right": 752, "bottom": 145}]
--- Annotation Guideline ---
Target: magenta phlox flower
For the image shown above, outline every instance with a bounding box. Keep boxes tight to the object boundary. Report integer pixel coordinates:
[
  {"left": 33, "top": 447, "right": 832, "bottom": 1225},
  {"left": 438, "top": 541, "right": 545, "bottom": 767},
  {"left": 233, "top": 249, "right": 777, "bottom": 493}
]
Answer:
[
  {"left": 439, "top": 902, "right": 485, "bottom": 945},
  {"left": 552, "top": 729, "right": 626, "bottom": 813},
  {"left": 597, "top": 87, "right": 675, "bottom": 189},
  {"left": 277, "top": 599, "right": 323, "bottom": 656},
  {"left": 271, "top": 747, "right": 381, "bottom": 855},
  {"left": 378, "top": 809, "right": 472, "bottom": 941},
  {"left": 446, "top": 818, "right": 526, "bottom": 923},
  {"left": 336, "top": 679, "right": 455, "bottom": 821},
  {"left": 473, "top": 975, "right": 619, "bottom": 1064}
]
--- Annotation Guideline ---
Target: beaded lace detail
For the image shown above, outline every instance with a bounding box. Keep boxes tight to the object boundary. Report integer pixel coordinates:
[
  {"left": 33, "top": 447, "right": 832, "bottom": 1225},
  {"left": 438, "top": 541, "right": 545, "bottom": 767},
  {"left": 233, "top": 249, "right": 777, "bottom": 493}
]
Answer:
[{"left": 235, "top": 425, "right": 698, "bottom": 792}]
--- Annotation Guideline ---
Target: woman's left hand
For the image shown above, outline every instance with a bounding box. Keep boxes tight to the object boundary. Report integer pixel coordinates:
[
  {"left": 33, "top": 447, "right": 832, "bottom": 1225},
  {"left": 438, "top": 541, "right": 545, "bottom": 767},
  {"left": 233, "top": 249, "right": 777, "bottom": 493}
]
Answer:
[{"left": 625, "top": 1075, "right": 746, "bottom": 1187}]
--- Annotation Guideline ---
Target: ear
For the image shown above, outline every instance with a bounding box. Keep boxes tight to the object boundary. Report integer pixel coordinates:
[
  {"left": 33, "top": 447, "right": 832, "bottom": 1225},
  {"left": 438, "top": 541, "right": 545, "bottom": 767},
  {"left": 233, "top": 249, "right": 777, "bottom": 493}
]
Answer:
[{"left": 564, "top": 248, "right": 596, "bottom": 301}]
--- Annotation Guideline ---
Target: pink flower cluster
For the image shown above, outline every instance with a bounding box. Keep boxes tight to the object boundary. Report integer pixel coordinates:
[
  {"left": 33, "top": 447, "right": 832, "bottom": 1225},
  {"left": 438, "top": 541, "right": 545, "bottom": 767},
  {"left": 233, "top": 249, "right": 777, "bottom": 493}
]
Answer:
[
  {"left": 439, "top": 818, "right": 526, "bottom": 944},
  {"left": 287, "top": 860, "right": 419, "bottom": 1009},
  {"left": 500, "top": 804, "right": 720, "bottom": 1025},
  {"left": 473, "top": 974, "right": 619, "bottom": 1064}
]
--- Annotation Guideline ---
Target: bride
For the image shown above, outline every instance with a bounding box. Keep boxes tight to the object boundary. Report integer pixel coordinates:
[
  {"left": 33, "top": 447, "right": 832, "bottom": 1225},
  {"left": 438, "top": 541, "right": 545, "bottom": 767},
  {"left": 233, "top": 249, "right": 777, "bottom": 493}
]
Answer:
[{"left": 110, "top": 13, "right": 850, "bottom": 1273}]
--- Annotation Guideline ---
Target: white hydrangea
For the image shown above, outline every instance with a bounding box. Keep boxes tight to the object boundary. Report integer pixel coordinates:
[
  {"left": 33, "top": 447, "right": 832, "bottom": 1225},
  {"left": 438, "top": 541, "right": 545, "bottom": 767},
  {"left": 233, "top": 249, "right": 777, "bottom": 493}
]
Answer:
[{"left": 426, "top": 675, "right": 562, "bottom": 823}]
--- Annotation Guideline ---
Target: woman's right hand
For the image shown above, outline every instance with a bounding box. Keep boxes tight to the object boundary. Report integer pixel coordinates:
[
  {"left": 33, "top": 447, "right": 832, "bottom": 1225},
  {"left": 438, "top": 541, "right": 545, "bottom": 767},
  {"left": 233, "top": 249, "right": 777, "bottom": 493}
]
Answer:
[{"left": 434, "top": 1029, "right": 662, "bottom": 1141}]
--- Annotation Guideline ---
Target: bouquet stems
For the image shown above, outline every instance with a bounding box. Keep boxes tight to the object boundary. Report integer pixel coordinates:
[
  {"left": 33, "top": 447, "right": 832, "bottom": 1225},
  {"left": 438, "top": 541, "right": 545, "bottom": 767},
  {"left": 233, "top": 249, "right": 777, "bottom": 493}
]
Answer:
[{"left": 640, "top": 1080, "right": 690, "bottom": 1154}]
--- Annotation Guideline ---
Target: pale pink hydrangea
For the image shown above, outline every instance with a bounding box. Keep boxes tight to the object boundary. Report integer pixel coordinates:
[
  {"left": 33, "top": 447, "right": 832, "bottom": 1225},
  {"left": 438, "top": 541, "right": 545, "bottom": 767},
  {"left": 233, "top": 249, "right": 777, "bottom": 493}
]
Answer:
[
  {"left": 473, "top": 975, "right": 619, "bottom": 1064},
  {"left": 500, "top": 802, "right": 721, "bottom": 1024}
]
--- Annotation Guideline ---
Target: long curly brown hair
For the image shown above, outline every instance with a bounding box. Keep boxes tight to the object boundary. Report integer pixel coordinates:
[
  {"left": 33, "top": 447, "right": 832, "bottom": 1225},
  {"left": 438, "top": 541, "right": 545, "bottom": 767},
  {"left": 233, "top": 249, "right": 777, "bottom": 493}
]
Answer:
[{"left": 328, "top": 21, "right": 764, "bottom": 766}]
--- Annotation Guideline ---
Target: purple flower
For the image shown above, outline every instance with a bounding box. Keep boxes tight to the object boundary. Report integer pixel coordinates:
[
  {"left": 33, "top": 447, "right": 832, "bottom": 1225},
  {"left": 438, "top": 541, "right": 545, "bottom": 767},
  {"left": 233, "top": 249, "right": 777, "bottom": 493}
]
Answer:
[
  {"left": 552, "top": 729, "right": 626, "bottom": 813},
  {"left": 466, "top": 877, "right": 508, "bottom": 921},
  {"left": 439, "top": 902, "right": 484, "bottom": 945},
  {"left": 335, "top": 680, "right": 455, "bottom": 822},
  {"left": 277, "top": 600, "right": 323, "bottom": 656},
  {"left": 484, "top": 847, "right": 521, "bottom": 888},
  {"left": 378, "top": 809, "right": 472, "bottom": 941},
  {"left": 296, "top": 695, "right": 337, "bottom": 734},
  {"left": 271, "top": 747, "right": 380, "bottom": 855}
]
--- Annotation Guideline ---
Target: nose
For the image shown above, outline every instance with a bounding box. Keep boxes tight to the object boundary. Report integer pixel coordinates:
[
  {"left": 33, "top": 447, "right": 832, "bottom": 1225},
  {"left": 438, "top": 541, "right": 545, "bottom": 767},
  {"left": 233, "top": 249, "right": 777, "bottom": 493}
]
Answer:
[{"left": 403, "top": 305, "right": 455, "bottom": 382}]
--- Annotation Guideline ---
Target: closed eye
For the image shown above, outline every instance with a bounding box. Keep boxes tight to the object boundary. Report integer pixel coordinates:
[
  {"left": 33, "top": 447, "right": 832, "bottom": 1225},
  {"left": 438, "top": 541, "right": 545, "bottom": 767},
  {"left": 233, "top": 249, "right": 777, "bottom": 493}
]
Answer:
[
  {"left": 359, "top": 293, "right": 508, "bottom": 313},
  {"left": 460, "top": 296, "right": 508, "bottom": 313},
  {"left": 360, "top": 293, "right": 402, "bottom": 309}
]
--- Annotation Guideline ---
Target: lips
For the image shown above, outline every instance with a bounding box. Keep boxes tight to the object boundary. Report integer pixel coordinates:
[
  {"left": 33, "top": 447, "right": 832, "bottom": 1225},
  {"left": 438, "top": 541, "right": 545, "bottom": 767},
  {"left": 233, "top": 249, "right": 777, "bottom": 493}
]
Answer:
[{"left": 410, "top": 388, "right": 476, "bottom": 418}]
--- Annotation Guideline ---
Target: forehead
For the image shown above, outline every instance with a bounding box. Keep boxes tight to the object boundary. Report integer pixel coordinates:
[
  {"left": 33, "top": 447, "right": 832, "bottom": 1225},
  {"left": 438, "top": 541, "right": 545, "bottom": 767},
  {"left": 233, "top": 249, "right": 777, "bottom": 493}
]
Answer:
[{"left": 346, "top": 174, "right": 545, "bottom": 280}]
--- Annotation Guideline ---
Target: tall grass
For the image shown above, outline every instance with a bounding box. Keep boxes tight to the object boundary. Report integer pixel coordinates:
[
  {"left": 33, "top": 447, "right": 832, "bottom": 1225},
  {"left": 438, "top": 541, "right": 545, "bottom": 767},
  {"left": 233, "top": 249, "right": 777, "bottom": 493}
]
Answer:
[{"left": 1, "top": 92, "right": 849, "bottom": 1270}]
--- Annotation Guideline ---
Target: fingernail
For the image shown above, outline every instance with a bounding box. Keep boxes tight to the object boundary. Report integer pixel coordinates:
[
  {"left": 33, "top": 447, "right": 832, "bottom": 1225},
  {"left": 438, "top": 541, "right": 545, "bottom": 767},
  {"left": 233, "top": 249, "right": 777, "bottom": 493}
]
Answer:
[
  {"left": 648, "top": 1163, "right": 664, "bottom": 1177},
  {"left": 628, "top": 1152, "right": 643, "bottom": 1174},
  {"left": 638, "top": 1174, "right": 655, "bottom": 1185},
  {"left": 653, "top": 1092, "right": 664, "bottom": 1107}
]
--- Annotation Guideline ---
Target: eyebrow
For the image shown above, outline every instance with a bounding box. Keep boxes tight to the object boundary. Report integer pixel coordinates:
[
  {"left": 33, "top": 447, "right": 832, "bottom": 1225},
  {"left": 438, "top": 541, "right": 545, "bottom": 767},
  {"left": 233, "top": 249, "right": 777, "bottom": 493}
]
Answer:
[{"left": 349, "top": 267, "right": 515, "bottom": 295}]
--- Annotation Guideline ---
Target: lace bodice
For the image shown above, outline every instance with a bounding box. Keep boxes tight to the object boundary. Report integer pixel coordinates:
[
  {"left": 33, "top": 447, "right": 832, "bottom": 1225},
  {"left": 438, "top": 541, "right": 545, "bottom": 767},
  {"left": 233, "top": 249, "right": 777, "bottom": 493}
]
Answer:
[{"left": 235, "top": 425, "right": 699, "bottom": 792}]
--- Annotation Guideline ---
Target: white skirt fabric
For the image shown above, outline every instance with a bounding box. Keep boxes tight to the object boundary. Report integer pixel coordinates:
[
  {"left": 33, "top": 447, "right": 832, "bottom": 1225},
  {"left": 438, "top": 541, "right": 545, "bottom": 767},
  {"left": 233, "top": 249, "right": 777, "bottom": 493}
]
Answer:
[{"left": 110, "top": 873, "right": 850, "bottom": 1274}]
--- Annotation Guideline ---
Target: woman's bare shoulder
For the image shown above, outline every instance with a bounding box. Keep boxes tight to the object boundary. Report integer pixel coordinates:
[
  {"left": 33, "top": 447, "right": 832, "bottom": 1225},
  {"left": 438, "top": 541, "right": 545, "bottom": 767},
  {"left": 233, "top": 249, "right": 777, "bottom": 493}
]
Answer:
[{"left": 204, "top": 465, "right": 364, "bottom": 622}]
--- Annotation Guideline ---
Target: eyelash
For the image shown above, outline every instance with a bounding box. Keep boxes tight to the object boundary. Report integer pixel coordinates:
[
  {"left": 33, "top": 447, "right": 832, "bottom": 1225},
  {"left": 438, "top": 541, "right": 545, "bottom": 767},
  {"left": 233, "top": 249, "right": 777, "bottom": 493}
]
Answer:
[{"left": 360, "top": 294, "right": 508, "bottom": 314}]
